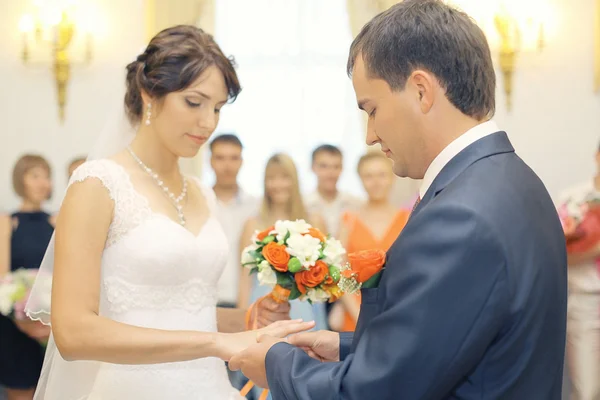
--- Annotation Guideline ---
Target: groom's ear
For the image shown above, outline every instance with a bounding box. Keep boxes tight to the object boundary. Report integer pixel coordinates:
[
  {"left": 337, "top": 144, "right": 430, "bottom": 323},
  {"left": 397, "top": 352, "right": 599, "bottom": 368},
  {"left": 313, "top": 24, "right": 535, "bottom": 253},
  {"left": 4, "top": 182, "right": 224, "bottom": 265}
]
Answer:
[{"left": 408, "top": 70, "right": 435, "bottom": 114}]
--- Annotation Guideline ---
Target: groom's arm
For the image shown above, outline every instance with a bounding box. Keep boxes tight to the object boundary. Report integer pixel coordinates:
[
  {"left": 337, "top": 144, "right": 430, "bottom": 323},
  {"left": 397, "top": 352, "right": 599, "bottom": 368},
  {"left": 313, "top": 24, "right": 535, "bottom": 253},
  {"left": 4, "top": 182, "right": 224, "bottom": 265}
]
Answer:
[{"left": 265, "top": 204, "right": 508, "bottom": 400}]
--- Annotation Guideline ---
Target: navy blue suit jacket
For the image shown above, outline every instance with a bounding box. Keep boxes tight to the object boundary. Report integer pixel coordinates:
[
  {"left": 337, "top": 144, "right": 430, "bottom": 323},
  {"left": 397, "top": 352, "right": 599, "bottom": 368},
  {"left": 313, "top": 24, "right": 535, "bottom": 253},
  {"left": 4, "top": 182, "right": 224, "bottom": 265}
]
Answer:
[{"left": 265, "top": 132, "right": 568, "bottom": 399}]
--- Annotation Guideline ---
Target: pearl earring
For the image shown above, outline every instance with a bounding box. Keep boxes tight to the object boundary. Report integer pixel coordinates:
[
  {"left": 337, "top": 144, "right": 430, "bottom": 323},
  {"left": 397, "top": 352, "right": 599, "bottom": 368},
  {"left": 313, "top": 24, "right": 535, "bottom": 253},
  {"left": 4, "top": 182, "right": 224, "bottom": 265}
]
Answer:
[{"left": 145, "top": 103, "right": 152, "bottom": 125}]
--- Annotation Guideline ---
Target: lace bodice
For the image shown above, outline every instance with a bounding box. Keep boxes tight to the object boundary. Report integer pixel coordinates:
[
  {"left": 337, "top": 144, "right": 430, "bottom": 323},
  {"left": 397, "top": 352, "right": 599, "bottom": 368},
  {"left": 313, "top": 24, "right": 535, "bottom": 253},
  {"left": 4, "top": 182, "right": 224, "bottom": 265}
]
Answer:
[{"left": 41, "top": 159, "right": 243, "bottom": 400}]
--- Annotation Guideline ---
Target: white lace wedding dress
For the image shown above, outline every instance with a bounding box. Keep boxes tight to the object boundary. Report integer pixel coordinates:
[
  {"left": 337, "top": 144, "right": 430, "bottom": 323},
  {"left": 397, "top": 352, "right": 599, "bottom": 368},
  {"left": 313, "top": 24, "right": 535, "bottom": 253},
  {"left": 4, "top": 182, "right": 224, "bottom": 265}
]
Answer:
[{"left": 33, "top": 159, "right": 243, "bottom": 400}]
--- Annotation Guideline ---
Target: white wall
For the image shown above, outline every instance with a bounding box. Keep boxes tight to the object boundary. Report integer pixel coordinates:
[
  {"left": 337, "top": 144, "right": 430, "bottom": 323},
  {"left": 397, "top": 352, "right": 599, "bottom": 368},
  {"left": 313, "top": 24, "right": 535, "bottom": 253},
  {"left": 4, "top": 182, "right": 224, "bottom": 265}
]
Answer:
[
  {"left": 474, "top": 0, "right": 600, "bottom": 199},
  {"left": 0, "top": 0, "right": 146, "bottom": 213},
  {"left": 0, "top": 0, "right": 599, "bottom": 213}
]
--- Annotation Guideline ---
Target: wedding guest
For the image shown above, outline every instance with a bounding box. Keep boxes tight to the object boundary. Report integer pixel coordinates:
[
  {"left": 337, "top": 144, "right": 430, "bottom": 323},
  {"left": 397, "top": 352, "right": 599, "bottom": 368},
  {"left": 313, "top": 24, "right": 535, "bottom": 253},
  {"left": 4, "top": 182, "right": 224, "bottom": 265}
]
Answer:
[
  {"left": 0, "top": 155, "right": 53, "bottom": 400},
  {"left": 238, "top": 153, "right": 327, "bottom": 328},
  {"left": 209, "top": 133, "right": 259, "bottom": 397},
  {"left": 305, "top": 145, "right": 362, "bottom": 236},
  {"left": 328, "top": 152, "right": 410, "bottom": 331},
  {"left": 558, "top": 144, "right": 600, "bottom": 400},
  {"left": 67, "top": 157, "right": 86, "bottom": 178},
  {"left": 210, "top": 134, "right": 259, "bottom": 309}
]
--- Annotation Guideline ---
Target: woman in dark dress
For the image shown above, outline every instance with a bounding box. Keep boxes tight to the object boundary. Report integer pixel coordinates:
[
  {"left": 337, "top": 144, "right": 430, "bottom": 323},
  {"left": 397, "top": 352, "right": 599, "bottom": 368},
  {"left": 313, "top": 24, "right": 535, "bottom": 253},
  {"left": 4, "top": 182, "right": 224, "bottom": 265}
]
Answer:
[{"left": 0, "top": 155, "right": 54, "bottom": 400}]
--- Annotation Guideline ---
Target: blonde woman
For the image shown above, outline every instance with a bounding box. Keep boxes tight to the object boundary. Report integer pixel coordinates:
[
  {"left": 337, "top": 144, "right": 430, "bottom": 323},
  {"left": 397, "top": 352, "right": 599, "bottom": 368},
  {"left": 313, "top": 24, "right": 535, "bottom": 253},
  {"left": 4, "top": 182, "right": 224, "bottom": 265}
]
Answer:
[{"left": 239, "top": 153, "right": 328, "bottom": 328}]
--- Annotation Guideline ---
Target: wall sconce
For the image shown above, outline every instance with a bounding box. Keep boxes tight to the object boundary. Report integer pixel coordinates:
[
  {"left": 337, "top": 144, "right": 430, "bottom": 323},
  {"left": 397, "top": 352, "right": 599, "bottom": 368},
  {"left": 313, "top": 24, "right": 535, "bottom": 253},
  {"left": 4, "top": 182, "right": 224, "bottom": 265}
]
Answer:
[
  {"left": 492, "top": 6, "right": 545, "bottom": 111},
  {"left": 19, "top": 1, "right": 94, "bottom": 123},
  {"left": 451, "top": 0, "right": 551, "bottom": 111}
]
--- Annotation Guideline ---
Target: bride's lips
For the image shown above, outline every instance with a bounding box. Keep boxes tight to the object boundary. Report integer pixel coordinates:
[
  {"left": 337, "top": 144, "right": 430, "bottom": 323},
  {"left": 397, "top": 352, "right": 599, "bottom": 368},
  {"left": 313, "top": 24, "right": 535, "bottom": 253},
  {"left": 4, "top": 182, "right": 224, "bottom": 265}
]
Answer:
[{"left": 186, "top": 134, "right": 207, "bottom": 145}]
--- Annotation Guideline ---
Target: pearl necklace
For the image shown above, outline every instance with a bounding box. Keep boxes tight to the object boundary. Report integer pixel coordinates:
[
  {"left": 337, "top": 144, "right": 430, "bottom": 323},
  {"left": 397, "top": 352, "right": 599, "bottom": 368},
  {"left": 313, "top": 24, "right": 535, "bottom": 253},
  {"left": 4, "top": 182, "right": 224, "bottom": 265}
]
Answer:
[{"left": 127, "top": 147, "right": 188, "bottom": 226}]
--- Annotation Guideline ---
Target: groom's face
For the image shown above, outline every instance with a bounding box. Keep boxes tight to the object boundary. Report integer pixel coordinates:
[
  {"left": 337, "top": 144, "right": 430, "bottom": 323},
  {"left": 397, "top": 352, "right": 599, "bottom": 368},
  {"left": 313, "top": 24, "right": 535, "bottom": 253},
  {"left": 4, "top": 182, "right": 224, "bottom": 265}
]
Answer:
[{"left": 351, "top": 56, "right": 426, "bottom": 179}]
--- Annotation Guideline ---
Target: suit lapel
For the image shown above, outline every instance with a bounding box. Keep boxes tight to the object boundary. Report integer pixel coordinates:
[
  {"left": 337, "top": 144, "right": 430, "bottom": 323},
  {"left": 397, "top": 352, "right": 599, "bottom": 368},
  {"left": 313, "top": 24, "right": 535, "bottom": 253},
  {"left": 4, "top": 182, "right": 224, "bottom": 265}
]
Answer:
[{"left": 410, "top": 131, "right": 515, "bottom": 218}]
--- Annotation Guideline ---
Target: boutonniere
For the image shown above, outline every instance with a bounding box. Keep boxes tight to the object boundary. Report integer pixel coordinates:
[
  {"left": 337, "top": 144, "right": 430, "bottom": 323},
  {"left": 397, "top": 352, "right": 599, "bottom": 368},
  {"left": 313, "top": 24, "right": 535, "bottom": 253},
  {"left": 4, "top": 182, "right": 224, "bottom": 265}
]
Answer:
[{"left": 338, "top": 249, "right": 386, "bottom": 295}]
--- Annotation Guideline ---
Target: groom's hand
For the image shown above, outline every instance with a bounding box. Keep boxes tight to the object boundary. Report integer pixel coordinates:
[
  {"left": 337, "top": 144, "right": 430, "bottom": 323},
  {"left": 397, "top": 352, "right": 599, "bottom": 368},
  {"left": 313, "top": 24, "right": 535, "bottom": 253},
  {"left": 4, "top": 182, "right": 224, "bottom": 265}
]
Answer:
[
  {"left": 229, "top": 335, "right": 286, "bottom": 389},
  {"left": 252, "top": 296, "right": 291, "bottom": 328},
  {"left": 288, "top": 330, "right": 340, "bottom": 362}
]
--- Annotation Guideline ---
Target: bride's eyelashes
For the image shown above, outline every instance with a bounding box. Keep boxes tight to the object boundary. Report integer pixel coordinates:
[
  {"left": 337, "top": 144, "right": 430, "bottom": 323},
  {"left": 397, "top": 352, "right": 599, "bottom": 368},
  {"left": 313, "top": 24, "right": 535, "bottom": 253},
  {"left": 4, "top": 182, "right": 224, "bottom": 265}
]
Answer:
[{"left": 185, "top": 98, "right": 201, "bottom": 108}]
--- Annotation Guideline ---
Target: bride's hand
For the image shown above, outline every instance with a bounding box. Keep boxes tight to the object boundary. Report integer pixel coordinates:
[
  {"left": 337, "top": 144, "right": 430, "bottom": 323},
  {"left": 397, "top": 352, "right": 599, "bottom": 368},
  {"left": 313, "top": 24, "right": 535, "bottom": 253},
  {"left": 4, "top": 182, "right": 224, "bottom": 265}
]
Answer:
[{"left": 216, "top": 319, "right": 315, "bottom": 361}]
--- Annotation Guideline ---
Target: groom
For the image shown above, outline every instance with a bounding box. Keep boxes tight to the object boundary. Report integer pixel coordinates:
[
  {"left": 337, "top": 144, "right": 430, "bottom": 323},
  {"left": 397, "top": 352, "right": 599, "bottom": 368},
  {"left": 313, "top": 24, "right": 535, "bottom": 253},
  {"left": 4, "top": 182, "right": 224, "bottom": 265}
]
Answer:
[{"left": 232, "top": 1, "right": 568, "bottom": 398}]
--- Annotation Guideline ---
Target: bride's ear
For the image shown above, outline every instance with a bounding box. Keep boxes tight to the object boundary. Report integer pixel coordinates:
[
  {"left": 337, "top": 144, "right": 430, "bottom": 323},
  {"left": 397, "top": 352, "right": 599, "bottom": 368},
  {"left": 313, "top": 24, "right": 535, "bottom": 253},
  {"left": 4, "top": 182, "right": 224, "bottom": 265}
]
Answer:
[{"left": 140, "top": 90, "right": 153, "bottom": 108}]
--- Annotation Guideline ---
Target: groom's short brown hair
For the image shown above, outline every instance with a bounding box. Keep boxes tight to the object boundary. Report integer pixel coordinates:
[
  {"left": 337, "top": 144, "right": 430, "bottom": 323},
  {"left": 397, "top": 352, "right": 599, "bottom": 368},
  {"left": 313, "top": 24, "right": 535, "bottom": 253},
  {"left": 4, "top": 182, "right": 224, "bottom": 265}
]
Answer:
[{"left": 347, "top": 0, "right": 496, "bottom": 120}]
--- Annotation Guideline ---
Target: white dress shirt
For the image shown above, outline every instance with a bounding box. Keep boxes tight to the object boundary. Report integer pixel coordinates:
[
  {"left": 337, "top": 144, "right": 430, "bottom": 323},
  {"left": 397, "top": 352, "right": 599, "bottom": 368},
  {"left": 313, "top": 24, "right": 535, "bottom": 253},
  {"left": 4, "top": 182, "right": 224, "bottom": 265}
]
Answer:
[
  {"left": 305, "top": 190, "right": 363, "bottom": 235},
  {"left": 214, "top": 188, "right": 260, "bottom": 305},
  {"left": 419, "top": 120, "right": 500, "bottom": 199}
]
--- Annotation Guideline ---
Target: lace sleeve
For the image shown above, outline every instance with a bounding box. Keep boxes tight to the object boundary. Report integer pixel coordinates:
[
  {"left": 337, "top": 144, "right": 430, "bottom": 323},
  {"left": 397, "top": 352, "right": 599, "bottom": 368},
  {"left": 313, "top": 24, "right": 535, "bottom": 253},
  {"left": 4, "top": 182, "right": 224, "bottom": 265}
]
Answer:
[{"left": 68, "top": 159, "right": 119, "bottom": 202}]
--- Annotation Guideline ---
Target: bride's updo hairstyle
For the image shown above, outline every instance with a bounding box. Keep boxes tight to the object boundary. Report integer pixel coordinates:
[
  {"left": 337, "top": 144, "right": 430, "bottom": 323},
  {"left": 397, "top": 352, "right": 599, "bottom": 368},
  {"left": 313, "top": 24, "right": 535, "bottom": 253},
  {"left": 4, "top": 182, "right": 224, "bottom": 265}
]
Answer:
[{"left": 124, "top": 25, "right": 241, "bottom": 124}]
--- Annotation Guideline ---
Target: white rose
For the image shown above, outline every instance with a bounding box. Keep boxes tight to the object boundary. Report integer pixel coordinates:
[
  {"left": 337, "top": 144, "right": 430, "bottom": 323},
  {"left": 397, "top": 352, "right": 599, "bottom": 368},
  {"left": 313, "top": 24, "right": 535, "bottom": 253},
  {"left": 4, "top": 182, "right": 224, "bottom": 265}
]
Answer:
[
  {"left": 0, "top": 283, "right": 18, "bottom": 316},
  {"left": 306, "top": 288, "right": 330, "bottom": 303},
  {"left": 286, "top": 233, "right": 321, "bottom": 268},
  {"left": 273, "top": 219, "right": 311, "bottom": 242},
  {"left": 241, "top": 244, "right": 260, "bottom": 268},
  {"left": 323, "top": 238, "right": 346, "bottom": 265},
  {"left": 257, "top": 262, "right": 277, "bottom": 287}
]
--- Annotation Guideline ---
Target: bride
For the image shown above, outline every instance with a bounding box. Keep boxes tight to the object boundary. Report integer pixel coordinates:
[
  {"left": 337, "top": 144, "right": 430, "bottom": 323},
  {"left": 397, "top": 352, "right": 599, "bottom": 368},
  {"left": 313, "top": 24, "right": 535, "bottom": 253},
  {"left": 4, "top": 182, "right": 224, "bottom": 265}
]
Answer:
[{"left": 24, "top": 25, "right": 313, "bottom": 399}]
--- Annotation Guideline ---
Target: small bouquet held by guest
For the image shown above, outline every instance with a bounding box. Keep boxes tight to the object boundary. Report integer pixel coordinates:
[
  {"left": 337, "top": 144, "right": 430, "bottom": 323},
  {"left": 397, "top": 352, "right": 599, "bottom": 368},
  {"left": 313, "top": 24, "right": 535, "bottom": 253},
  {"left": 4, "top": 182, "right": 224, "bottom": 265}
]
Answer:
[
  {"left": 557, "top": 192, "right": 600, "bottom": 255},
  {"left": 0, "top": 268, "right": 51, "bottom": 343},
  {"left": 242, "top": 219, "right": 346, "bottom": 322}
]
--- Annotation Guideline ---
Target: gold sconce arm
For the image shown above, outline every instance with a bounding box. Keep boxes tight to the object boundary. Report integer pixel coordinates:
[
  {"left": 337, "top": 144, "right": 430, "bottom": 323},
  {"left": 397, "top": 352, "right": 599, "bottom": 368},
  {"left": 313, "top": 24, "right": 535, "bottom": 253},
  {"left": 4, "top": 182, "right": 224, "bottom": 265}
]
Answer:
[{"left": 19, "top": 6, "right": 94, "bottom": 123}]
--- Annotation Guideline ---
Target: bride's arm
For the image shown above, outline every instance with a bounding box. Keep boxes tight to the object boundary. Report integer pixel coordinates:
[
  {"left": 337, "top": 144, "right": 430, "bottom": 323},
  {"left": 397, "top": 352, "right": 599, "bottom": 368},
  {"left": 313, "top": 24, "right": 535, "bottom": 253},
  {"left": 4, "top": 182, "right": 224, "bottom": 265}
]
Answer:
[
  {"left": 216, "top": 307, "right": 246, "bottom": 333},
  {"left": 51, "top": 178, "right": 222, "bottom": 364},
  {"left": 51, "top": 178, "right": 313, "bottom": 363}
]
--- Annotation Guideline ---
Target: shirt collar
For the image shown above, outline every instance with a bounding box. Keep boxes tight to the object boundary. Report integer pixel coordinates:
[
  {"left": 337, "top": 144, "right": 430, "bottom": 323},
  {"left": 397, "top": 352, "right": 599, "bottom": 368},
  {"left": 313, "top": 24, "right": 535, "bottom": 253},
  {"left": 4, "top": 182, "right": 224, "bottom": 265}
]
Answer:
[{"left": 419, "top": 120, "right": 500, "bottom": 198}]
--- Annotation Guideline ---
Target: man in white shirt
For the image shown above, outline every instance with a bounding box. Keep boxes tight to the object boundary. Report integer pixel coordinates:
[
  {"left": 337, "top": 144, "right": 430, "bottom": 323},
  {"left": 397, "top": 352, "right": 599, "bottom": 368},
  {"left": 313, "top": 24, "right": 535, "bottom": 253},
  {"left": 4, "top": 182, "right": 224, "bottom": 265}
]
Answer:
[
  {"left": 305, "top": 144, "right": 362, "bottom": 236},
  {"left": 209, "top": 134, "right": 259, "bottom": 309}
]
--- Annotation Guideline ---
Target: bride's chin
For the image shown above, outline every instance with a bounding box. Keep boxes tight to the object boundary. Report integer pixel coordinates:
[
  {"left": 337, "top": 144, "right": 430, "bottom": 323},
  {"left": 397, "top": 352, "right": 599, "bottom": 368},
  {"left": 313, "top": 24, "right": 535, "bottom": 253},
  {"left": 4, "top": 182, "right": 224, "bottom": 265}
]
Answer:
[{"left": 176, "top": 147, "right": 203, "bottom": 159}]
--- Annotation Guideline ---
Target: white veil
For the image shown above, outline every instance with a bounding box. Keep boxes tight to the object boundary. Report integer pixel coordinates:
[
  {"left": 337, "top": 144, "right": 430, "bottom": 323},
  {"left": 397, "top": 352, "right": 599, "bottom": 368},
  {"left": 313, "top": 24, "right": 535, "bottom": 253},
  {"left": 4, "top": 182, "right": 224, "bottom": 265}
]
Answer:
[
  {"left": 25, "top": 94, "right": 136, "bottom": 325},
  {"left": 24, "top": 88, "right": 137, "bottom": 400}
]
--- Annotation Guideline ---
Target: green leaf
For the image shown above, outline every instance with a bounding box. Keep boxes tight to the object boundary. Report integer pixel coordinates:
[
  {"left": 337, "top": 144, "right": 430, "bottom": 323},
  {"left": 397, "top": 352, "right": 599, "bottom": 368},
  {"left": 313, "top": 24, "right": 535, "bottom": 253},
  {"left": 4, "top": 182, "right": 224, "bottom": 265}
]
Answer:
[
  {"left": 288, "top": 284, "right": 302, "bottom": 301},
  {"left": 283, "top": 230, "right": 291, "bottom": 244},
  {"left": 249, "top": 267, "right": 259, "bottom": 276},
  {"left": 362, "top": 270, "right": 384, "bottom": 289},
  {"left": 249, "top": 250, "right": 265, "bottom": 261},
  {"left": 276, "top": 272, "right": 293, "bottom": 288}
]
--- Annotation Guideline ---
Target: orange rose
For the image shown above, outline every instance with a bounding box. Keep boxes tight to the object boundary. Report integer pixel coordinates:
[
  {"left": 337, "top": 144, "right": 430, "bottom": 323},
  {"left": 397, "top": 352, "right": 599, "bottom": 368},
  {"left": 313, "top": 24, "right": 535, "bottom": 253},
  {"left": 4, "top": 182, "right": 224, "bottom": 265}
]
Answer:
[
  {"left": 257, "top": 225, "right": 275, "bottom": 241},
  {"left": 345, "top": 249, "right": 386, "bottom": 283},
  {"left": 262, "top": 242, "right": 290, "bottom": 272},
  {"left": 307, "top": 227, "right": 326, "bottom": 242},
  {"left": 296, "top": 260, "right": 329, "bottom": 294}
]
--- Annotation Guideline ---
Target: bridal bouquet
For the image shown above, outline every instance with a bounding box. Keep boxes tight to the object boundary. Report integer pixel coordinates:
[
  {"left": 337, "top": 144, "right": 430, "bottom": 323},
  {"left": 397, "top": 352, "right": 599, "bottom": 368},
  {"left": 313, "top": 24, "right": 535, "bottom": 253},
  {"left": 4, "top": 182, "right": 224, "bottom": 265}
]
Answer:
[
  {"left": 0, "top": 268, "right": 50, "bottom": 320},
  {"left": 242, "top": 219, "right": 346, "bottom": 305}
]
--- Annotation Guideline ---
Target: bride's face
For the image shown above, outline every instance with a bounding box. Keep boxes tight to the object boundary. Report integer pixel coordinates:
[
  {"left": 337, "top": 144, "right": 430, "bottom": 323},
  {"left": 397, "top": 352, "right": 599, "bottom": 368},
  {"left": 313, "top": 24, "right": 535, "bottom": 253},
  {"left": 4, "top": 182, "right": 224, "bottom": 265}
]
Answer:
[{"left": 151, "top": 65, "right": 229, "bottom": 158}]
